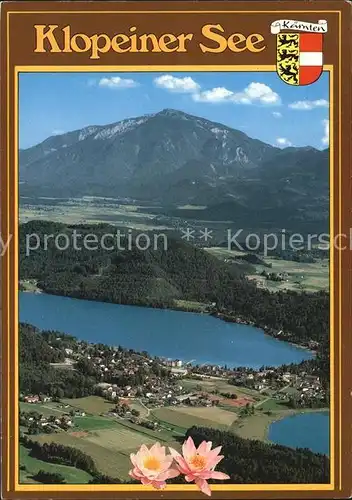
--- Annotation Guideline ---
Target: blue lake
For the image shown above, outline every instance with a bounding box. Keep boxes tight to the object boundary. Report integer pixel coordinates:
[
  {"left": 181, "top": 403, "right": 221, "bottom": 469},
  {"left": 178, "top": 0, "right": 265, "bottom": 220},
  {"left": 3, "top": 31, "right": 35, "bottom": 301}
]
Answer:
[
  {"left": 269, "top": 411, "right": 330, "bottom": 455},
  {"left": 19, "top": 292, "right": 314, "bottom": 369}
]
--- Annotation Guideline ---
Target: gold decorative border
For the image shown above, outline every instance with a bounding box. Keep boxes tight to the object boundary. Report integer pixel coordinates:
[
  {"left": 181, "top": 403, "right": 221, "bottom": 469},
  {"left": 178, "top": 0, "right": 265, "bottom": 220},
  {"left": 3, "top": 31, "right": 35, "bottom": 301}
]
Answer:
[{"left": 4, "top": 8, "right": 341, "bottom": 495}]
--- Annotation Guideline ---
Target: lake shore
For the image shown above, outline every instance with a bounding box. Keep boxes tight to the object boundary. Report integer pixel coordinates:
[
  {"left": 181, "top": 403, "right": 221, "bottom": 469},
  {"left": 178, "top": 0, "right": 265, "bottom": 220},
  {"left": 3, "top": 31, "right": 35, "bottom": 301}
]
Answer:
[
  {"left": 210, "top": 311, "right": 317, "bottom": 355},
  {"left": 233, "top": 407, "right": 329, "bottom": 443},
  {"left": 19, "top": 282, "right": 317, "bottom": 356}
]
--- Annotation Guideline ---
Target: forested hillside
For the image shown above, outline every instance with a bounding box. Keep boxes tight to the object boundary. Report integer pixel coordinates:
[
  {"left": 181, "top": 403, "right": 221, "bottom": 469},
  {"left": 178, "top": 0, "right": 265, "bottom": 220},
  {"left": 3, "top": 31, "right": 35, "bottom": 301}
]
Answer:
[
  {"left": 185, "top": 426, "right": 329, "bottom": 484},
  {"left": 20, "top": 221, "right": 329, "bottom": 353}
]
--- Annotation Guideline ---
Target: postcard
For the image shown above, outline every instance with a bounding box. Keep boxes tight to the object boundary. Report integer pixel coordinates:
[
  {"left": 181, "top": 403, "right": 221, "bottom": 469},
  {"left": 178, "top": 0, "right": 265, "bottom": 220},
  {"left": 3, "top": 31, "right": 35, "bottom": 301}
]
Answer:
[{"left": 1, "top": 1, "right": 351, "bottom": 499}]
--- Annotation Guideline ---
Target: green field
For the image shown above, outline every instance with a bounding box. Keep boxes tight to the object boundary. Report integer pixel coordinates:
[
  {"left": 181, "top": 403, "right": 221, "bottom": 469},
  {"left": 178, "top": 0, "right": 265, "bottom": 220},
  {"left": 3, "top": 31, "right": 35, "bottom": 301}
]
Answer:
[
  {"left": 74, "top": 416, "right": 118, "bottom": 431},
  {"left": 253, "top": 257, "right": 329, "bottom": 292},
  {"left": 61, "top": 396, "right": 113, "bottom": 415},
  {"left": 256, "top": 398, "right": 291, "bottom": 412},
  {"left": 84, "top": 427, "right": 156, "bottom": 451},
  {"left": 205, "top": 247, "right": 247, "bottom": 259},
  {"left": 177, "top": 205, "right": 207, "bottom": 210},
  {"left": 20, "top": 445, "right": 93, "bottom": 484},
  {"left": 20, "top": 199, "right": 172, "bottom": 231},
  {"left": 152, "top": 406, "right": 236, "bottom": 432},
  {"left": 232, "top": 408, "right": 329, "bottom": 442},
  {"left": 33, "top": 431, "right": 132, "bottom": 479},
  {"left": 30, "top": 413, "right": 179, "bottom": 481},
  {"left": 20, "top": 402, "right": 66, "bottom": 416},
  {"left": 232, "top": 412, "right": 281, "bottom": 441},
  {"left": 173, "top": 299, "right": 210, "bottom": 312},
  {"left": 205, "top": 247, "right": 328, "bottom": 293},
  {"left": 182, "top": 377, "right": 264, "bottom": 401},
  {"left": 112, "top": 416, "right": 181, "bottom": 443},
  {"left": 128, "top": 400, "right": 150, "bottom": 419}
]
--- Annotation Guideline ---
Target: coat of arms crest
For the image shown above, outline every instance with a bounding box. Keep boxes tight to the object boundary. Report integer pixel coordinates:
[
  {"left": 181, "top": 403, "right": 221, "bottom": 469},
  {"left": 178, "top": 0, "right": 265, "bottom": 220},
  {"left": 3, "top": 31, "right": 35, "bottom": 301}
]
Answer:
[{"left": 271, "top": 19, "right": 328, "bottom": 85}]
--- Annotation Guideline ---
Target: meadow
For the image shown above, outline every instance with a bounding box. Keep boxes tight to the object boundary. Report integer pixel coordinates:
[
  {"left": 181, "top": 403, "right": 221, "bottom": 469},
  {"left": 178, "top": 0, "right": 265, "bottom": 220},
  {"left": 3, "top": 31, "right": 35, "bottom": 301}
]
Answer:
[
  {"left": 152, "top": 405, "right": 236, "bottom": 432},
  {"left": 61, "top": 396, "right": 113, "bottom": 415},
  {"left": 252, "top": 257, "right": 329, "bottom": 293},
  {"left": 20, "top": 445, "right": 93, "bottom": 484},
  {"left": 182, "top": 377, "right": 264, "bottom": 401},
  {"left": 30, "top": 415, "right": 181, "bottom": 481},
  {"left": 205, "top": 247, "right": 328, "bottom": 293},
  {"left": 19, "top": 198, "right": 172, "bottom": 231},
  {"left": 20, "top": 401, "right": 76, "bottom": 416},
  {"left": 20, "top": 396, "right": 181, "bottom": 482}
]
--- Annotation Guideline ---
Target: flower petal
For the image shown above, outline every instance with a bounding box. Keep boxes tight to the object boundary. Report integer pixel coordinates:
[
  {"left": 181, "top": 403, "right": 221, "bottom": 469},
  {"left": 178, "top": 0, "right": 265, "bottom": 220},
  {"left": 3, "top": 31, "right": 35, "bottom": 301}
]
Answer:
[
  {"left": 207, "top": 454, "right": 224, "bottom": 469},
  {"left": 157, "top": 468, "right": 180, "bottom": 481},
  {"left": 140, "top": 444, "right": 150, "bottom": 455},
  {"left": 197, "top": 441, "right": 209, "bottom": 454},
  {"left": 168, "top": 448, "right": 190, "bottom": 473},
  {"left": 183, "top": 436, "right": 197, "bottom": 460},
  {"left": 140, "top": 477, "right": 152, "bottom": 485},
  {"left": 150, "top": 442, "right": 165, "bottom": 459},
  {"left": 196, "top": 478, "right": 212, "bottom": 496},
  {"left": 206, "top": 441, "right": 213, "bottom": 452},
  {"left": 185, "top": 474, "right": 196, "bottom": 482},
  {"left": 130, "top": 453, "right": 137, "bottom": 467},
  {"left": 129, "top": 469, "right": 139, "bottom": 481},
  {"left": 209, "top": 471, "right": 231, "bottom": 480},
  {"left": 169, "top": 446, "right": 179, "bottom": 456},
  {"left": 130, "top": 467, "right": 144, "bottom": 479},
  {"left": 208, "top": 445, "right": 222, "bottom": 458}
]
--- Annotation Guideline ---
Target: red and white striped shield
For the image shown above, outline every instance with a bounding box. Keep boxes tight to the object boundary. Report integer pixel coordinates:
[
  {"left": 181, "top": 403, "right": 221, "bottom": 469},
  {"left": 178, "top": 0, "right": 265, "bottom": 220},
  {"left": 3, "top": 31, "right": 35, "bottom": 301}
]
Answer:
[
  {"left": 299, "top": 33, "right": 323, "bottom": 85},
  {"left": 271, "top": 20, "right": 327, "bottom": 86}
]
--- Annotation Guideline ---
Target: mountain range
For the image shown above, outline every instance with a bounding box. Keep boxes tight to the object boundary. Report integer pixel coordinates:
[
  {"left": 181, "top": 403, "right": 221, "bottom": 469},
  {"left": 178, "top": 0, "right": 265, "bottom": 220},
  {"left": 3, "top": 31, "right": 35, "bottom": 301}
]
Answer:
[{"left": 20, "top": 109, "right": 329, "bottom": 231}]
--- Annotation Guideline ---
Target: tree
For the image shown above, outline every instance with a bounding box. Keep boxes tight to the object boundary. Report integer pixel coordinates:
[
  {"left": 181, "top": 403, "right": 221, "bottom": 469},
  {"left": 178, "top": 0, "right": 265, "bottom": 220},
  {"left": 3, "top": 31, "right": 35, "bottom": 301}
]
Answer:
[{"left": 33, "top": 470, "right": 66, "bottom": 484}]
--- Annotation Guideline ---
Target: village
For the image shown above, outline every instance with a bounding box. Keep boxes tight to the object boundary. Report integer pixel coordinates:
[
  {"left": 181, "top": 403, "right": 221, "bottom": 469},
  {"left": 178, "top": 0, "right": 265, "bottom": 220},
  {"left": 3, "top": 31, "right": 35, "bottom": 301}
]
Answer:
[{"left": 19, "top": 334, "right": 327, "bottom": 438}]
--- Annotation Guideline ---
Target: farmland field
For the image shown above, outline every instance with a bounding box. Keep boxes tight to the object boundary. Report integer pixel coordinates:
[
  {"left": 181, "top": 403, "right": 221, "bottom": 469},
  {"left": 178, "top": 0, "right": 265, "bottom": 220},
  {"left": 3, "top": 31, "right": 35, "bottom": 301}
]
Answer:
[
  {"left": 61, "top": 396, "right": 113, "bottom": 415},
  {"left": 20, "top": 445, "right": 93, "bottom": 484},
  {"left": 257, "top": 398, "right": 290, "bottom": 411},
  {"left": 153, "top": 406, "right": 237, "bottom": 431},
  {"left": 20, "top": 402, "right": 66, "bottom": 416},
  {"left": 252, "top": 257, "right": 329, "bottom": 293},
  {"left": 19, "top": 198, "right": 172, "bottom": 231},
  {"left": 205, "top": 247, "right": 328, "bottom": 293},
  {"left": 127, "top": 400, "right": 150, "bottom": 419},
  {"left": 231, "top": 408, "right": 316, "bottom": 441},
  {"left": 85, "top": 427, "right": 156, "bottom": 451},
  {"left": 205, "top": 247, "right": 247, "bottom": 259},
  {"left": 73, "top": 416, "right": 118, "bottom": 431},
  {"left": 32, "top": 417, "right": 179, "bottom": 480},
  {"left": 182, "top": 378, "right": 263, "bottom": 401},
  {"left": 112, "top": 417, "right": 180, "bottom": 443},
  {"left": 34, "top": 431, "right": 132, "bottom": 479}
]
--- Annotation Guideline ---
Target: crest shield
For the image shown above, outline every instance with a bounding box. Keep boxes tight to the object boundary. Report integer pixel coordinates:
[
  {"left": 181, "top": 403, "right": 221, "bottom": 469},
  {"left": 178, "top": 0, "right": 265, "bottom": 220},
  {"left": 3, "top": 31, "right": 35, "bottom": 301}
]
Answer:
[{"left": 271, "top": 20, "right": 327, "bottom": 86}]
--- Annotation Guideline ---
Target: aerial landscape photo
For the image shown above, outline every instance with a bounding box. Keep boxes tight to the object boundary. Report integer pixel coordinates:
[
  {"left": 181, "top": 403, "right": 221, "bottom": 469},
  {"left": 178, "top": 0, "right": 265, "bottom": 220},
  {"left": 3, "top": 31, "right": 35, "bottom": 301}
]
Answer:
[{"left": 19, "top": 71, "right": 330, "bottom": 488}]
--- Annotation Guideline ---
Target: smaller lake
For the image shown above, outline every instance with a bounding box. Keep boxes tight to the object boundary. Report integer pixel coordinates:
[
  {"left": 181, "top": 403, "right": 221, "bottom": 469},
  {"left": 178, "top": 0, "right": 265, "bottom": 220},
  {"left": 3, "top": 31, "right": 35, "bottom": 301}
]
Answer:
[
  {"left": 268, "top": 411, "right": 330, "bottom": 455},
  {"left": 19, "top": 292, "right": 314, "bottom": 369}
]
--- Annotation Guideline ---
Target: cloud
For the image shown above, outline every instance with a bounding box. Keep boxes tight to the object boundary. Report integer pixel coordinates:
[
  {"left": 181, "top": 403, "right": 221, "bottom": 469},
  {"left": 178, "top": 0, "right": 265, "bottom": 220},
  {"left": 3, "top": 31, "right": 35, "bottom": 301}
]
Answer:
[
  {"left": 233, "top": 82, "right": 281, "bottom": 105},
  {"left": 193, "top": 82, "right": 280, "bottom": 105},
  {"left": 52, "top": 130, "right": 64, "bottom": 135},
  {"left": 193, "top": 87, "right": 233, "bottom": 103},
  {"left": 276, "top": 137, "right": 292, "bottom": 147},
  {"left": 288, "top": 99, "right": 329, "bottom": 110},
  {"left": 154, "top": 75, "right": 280, "bottom": 106},
  {"left": 322, "top": 119, "right": 329, "bottom": 145},
  {"left": 98, "top": 77, "right": 139, "bottom": 89},
  {"left": 272, "top": 111, "right": 282, "bottom": 118},
  {"left": 154, "top": 75, "right": 200, "bottom": 93}
]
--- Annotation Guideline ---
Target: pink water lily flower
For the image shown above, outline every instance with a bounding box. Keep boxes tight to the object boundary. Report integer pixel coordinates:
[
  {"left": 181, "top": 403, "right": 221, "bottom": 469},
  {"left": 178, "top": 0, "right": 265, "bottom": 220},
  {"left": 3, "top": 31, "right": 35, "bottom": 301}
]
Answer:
[
  {"left": 129, "top": 442, "right": 180, "bottom": 489},
  {"left": 169, "top": 436, "right": 230, "bottom": 496}
]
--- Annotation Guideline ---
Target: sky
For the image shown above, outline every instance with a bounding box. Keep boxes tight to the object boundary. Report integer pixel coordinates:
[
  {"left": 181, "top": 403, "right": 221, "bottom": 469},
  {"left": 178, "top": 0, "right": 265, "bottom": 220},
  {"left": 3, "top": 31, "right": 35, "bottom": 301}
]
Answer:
[{"left": 19, "top": 71, "right": 329, "bottom": 150}]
